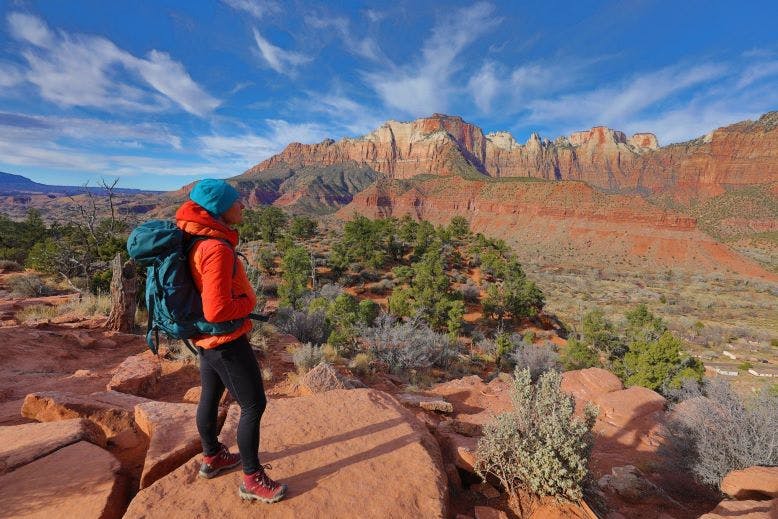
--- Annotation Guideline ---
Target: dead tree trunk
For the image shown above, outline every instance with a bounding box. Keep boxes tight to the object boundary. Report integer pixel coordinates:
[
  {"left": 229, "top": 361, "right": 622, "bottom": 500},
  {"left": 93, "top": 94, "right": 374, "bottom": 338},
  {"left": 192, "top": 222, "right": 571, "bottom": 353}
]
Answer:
[{"left": 107, "top": 253, "right": 138, "bottom": 333}]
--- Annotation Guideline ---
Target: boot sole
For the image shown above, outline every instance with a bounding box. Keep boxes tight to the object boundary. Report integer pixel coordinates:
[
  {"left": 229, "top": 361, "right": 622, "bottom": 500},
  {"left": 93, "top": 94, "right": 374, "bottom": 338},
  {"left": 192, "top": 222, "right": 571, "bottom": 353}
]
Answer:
[
  {"left": 198, "top": 460, "right": 241, "bottom": 479},
  {"left": 238, "top": 484, "right": 287, "bottom": 503}
]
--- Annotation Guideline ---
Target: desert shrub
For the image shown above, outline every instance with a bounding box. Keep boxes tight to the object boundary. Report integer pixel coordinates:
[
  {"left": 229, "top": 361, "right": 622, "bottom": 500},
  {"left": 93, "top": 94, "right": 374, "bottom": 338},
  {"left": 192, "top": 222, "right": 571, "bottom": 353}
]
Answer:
[
  {"left": 289, "top": 215, "right": 318, "bottom": 239},
  {"left": 370, "top": 278, "right": 394, "bottom": 294},
  {"left": 358, "top": 299, "right": 379, "bottom": 326},
  {"left": 322, "top": 343, "right": 338, "bottom": 363},
  {"left": 15, "top": 304, "right": 57, "bottom": 323},
  {"left": 511, "top": 343, "right": 561, "bottom": 382},
  {"left": 581, "top": 308, "right": 623, "bottom": 358},
  {"left": 361, "top": 313, "right": 455, "bottom": 374},
  {"left": 318, "top": 283, "right": 344, "bottom": 300},
  {"left": 623, "top": 332, "right": 704, "bottom": 393},
  {"left": 0, "top": 259, "right": 22, "bottom": 272},
  {"left": 664, "top": 380, "right": 778, "bottom": 487},
  {"left": 350, "top": 352, "right": 372, "bottom": 377},
  {"left": 292, "top": 342, "right": 323, "bottom": 373},
  {"left": 446, "top": 300, "right": 465, "bottom": 338},
  {"left": 476, "top": 369, "right": 598, "bottom": 505},
  {"left": 278, "top": 245, "right": 312, "bottom": 309},
  {"left": 448, "top": 215, "right": 470, "bottom": 238},
  {"left": 482, "top": 259, "right": 544, "bottom": 323},
  {"left": 460, "top": 283, "right": 480, "bottom": 303},
  {"left": 8, "top": 273, "right": 55, "bottom": 297},
  {"left": 275, "top": 308, "right": 329, "bottom": 344},
  {"left": 474, "top": 337, "right": 498, "bottom": 358},
  {"left": 738, "top": 361, "right": 753, "bottom": 371},
  {"left": 561, "top": 338, "right": 599, "bottom": 371}
]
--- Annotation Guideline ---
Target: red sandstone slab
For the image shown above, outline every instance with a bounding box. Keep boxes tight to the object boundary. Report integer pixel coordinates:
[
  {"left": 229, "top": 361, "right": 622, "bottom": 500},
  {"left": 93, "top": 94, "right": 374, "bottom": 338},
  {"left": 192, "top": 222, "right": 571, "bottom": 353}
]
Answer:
[
  {"left": 0, "top": 418, "right": 105, "bottom": 474},
  {"left": 0, "top": 441, "right": 125, "bottom": 519},
  {"left": 125, "top": 389, "right": 448, "bottom": 519}
]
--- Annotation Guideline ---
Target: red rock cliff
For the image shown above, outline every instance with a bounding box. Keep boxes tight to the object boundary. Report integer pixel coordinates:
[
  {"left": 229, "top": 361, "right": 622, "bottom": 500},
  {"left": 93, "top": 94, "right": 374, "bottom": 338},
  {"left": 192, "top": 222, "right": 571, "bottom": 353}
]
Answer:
[{"left": 241, "top": 112, "right": 778, "bottom": 202}]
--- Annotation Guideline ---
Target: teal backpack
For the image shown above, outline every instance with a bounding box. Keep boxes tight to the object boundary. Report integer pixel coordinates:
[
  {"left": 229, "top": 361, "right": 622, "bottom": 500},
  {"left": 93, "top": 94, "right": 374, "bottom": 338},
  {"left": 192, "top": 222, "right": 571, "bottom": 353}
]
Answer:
[{"left": 127, "top": 220, "right": 246, "bottom": 355}]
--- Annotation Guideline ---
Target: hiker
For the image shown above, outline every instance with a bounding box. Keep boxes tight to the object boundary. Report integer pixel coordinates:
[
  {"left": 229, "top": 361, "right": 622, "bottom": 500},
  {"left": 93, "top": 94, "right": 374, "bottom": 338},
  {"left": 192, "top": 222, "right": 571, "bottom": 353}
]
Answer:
[{"left": 175, "top": 178, "right": 286, "bottom": 503}]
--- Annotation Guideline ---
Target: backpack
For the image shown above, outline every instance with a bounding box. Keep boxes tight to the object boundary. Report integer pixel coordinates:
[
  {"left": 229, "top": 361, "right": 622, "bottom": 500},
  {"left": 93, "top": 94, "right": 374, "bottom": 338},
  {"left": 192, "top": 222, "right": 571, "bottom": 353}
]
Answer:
[{"left": 127, "top": 220, "right": 245, "bottom": 355}]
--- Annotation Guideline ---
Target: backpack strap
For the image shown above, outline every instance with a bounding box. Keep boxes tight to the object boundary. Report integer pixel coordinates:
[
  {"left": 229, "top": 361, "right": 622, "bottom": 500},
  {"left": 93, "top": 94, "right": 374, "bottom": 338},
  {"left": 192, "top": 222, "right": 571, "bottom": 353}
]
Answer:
[{"left": 145, "top": 294, "right": 159, "bottom": 355}]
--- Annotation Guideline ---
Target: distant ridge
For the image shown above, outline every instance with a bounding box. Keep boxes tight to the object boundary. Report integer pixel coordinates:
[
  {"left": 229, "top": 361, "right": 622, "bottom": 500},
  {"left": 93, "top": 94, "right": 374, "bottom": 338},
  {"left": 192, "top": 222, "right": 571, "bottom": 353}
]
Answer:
[{"left": 0, "top": 172, "right": 164, "bottom": 196}]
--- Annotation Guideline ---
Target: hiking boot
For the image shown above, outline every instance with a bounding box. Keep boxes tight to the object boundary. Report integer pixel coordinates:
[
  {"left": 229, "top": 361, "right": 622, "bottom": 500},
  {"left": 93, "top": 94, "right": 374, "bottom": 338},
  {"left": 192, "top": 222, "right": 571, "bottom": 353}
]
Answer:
[
  {"left": 239, "top": 464, "right": 287, "bottom": 503},
  {"left": 198, "top": 443, "right": 240, "bottom": 479}
]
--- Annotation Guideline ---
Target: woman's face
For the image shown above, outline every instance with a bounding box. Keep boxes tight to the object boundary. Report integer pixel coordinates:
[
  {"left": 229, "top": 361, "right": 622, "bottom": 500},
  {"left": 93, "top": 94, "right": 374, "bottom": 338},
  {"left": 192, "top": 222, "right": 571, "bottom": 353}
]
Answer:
[{"left": 221, "top": 199, "right": 245, "bottom": 225}]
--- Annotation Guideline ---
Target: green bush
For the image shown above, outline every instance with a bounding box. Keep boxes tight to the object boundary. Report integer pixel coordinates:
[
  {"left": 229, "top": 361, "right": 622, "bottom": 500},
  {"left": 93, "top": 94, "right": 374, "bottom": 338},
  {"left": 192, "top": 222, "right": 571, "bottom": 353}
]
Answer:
[
  {"left": 289, "top": 215, "right": 318, "bottom": 239},
  {"left": 623, "top": 332, "right": 704, "bottom": 393},
  {"left": 278, "top": 245, "right": 311, "bottom": 309},
  {"left": 561, "top": 338, "right": 599, "bottom": 371},
  {"left": 476, "top": 368, "right": 597, "bottom": 504}
]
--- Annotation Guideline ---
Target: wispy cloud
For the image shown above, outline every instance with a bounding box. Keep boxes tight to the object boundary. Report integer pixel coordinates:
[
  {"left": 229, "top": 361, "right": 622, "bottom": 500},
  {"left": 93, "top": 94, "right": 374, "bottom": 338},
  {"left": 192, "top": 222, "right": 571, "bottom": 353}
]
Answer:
[
  {"left": 0, "top": 111, "right": 183, "bottom": 149},
  {"left": 305, "top": 14, "right": 384, "bottom": 62},
  {"left": 363, "top": 2, "right": 500, "bottom": 115},
  {"left": 252, "top": 28, "right": 311, "bottom": 75},
  {"left": 736, "top": 60, "right": 778, "bottom": 89},
  {"left": 199, "top": 119, "right": 328, "bottom": 165},
  {"left": 524, "top": 63, "right": 727, "bottom": 130},
  {"left": 5, "top": 12, "right": 219, "bottom": 116},
  {"left": 221, "top": 0, "right": 280, "bottom": 19}
]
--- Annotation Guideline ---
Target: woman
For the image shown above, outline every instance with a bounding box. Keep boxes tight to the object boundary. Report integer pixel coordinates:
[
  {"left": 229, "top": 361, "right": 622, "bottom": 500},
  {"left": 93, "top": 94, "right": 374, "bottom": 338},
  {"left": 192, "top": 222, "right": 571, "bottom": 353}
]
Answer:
[{"left": 175, "top": 178, "right": 286, "bottom": 503}]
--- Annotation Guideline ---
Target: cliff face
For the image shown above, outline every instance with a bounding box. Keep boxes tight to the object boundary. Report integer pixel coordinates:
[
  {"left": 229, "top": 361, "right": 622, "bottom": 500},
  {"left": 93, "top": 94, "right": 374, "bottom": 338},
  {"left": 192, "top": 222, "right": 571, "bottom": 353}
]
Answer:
[
  {"left": 339, "top": 177, "right": 776, "bottom": 280},
  {"left": 246, "top": 114, "right": 487, "bottom": 179},
  {"left": 242, "top": 112, "right": 778, "bottom": 202}
]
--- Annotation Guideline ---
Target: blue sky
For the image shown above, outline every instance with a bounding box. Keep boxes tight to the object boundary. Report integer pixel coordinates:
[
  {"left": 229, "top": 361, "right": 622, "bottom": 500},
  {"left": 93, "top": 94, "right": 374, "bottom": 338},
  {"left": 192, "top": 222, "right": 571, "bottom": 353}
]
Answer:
[{"left": 0, "top": 0, "right": 777, "bottom": 190}]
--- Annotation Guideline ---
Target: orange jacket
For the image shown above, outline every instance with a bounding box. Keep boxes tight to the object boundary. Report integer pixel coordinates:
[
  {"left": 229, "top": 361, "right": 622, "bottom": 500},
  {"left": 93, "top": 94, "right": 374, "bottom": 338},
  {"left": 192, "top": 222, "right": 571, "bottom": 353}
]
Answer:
[{"left": 175, "top": 201, "right": 256, "bottom": 348}]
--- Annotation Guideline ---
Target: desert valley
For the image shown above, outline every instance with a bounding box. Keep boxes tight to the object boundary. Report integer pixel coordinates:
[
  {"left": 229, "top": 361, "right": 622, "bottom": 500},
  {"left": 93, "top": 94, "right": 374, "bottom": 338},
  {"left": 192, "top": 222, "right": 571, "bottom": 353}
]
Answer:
[{"left": 0, "top": 110, "right": 777, "bottom": 518}]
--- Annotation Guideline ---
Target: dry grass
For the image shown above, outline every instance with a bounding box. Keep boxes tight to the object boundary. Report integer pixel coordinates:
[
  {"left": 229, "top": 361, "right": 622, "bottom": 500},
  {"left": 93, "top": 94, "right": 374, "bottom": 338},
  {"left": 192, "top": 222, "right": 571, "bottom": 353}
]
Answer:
[
  {"left": 58, "top": 293, "right": 112, "bottom": 317},
  {"left": 15, "top": 304, "right": 57, "bottom": 323}
]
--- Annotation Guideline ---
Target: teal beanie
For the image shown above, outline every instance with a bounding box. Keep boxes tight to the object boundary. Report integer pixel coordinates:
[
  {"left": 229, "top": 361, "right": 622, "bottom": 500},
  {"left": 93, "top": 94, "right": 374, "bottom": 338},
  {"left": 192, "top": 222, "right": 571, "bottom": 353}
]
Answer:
[{"left": 189, "top": 179, "right": 240, "bottom": 216}]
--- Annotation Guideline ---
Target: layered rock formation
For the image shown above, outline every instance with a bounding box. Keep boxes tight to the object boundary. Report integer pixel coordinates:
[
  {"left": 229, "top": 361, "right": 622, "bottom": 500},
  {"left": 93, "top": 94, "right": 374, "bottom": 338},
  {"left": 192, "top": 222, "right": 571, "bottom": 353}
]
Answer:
[
  {"left": 338, "top": 176, "right": 776, "bottom": 278},
  {"left": 242, "top": 112, "right": 778, "bottom": 201}
]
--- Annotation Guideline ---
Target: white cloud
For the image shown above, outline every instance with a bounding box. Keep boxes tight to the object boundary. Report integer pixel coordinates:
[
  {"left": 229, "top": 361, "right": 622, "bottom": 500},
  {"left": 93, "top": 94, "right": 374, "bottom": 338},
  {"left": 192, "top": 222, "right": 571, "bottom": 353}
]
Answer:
[
  {"left": 5, "top": 12, "right": 219, "bottom": 116},
  {"left": 0, "top": 60, "right": 24, "bottom": 87},
  {"left": 736, "top": 60, "right": 778, "bottom": 89},
  {"left": 252, "top": 28, "right": 311, "bottom": 75},
  {"left": 221, "top": 0, "right": 279, "bottom": 19},
  {"left": 0, "top": 111, "right": 183, "bottom": 150},
  {"left": 468, "top": 62, "right": 501, "bottom": 112},
  {"left": 305, "top": 15, "right": 383, "bottom": 62},
  {"left": 199, "top": 119, "right": 328, "bottom": 164},
  {"left": 363, "top": 2, "right": 500, "bottom": 116},
  {"left": 525, "top": 63, "right": 727, "bottom": 128},
  {"left": 131, "top": 50, "right": 220, "bottom": 116},
  {"left": 7, "top": 12, "right": 53, "bottom": 47}
]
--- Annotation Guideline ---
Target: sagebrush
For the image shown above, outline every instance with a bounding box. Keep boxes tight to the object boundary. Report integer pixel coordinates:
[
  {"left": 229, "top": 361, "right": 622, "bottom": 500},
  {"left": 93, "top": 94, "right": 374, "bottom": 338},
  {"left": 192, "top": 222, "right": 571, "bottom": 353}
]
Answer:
[
  {"left": 292, "top": 342, "right": 323, "bottom": 373},
  {"left": 361, "top": 313, "right": 455, "bottom": 375},
  {"left": 476, "top": 368, "right": 597, "bottom": 505},
  {"left": 664, "top": 379, "right": 778, "bottom": 486}
]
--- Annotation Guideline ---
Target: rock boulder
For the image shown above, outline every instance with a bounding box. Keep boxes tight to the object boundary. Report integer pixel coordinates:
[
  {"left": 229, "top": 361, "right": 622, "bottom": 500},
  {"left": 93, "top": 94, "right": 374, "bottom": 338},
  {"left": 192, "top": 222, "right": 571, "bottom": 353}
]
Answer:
[
  {"left": 699, "top": 498, "right": 778, "bottom": 518},
  {"left": 106, "top": 353, "right": 161, "bottom": 396},
  {"left": 720, "top": 466, "right": 778, "bottom": 500},
  {"left": 0, "top": 418, "right": 105, "bottom": 474},
  {"left": 134, "top": 401, "right": 202, "bottom": 489},
  {"left": 0, "top": 441, "right": 125, "bottom": 519},
  {"left": 124, "top": 389, "right": 448, "bottom": 518}
]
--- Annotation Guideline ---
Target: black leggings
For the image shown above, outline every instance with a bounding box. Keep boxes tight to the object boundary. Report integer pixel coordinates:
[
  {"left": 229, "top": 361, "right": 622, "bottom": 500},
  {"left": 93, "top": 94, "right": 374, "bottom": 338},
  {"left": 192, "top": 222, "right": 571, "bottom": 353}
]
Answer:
[{"left": 196, "top": 335, "right": 266, "bottom": 474}]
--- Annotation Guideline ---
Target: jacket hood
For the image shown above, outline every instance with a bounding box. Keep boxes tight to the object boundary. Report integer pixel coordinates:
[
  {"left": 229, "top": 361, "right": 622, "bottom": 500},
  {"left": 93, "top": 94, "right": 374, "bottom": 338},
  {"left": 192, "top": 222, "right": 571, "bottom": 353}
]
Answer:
[{"left": 175, "top": 200, "right": 239, "bottom": 246}]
